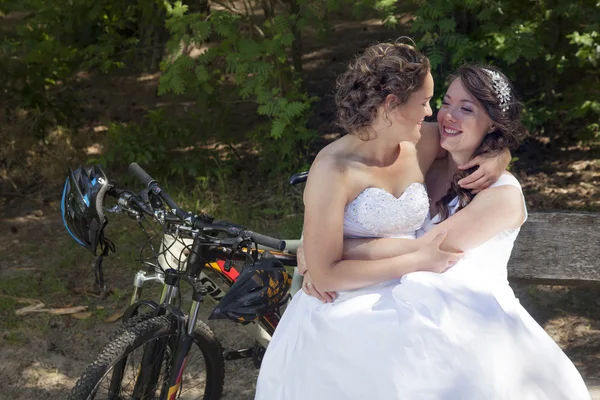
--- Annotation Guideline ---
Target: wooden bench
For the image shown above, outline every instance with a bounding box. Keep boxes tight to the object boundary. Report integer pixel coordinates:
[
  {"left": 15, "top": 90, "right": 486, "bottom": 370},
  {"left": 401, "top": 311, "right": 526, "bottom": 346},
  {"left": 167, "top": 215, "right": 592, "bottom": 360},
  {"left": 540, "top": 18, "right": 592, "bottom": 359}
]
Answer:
[
  {"left": 509, "top": 211, "right": 600, "bottom": 285},
  {"left": 508, "top": 211, "right": 600, "bottom": 398}
]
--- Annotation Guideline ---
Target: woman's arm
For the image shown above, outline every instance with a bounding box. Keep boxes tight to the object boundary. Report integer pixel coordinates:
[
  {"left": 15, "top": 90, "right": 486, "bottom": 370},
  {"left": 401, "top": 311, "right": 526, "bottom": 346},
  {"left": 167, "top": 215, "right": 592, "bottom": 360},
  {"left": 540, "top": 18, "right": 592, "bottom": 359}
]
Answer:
[
  {"left": 302, "top": 157, "right": 461, "bottom": 292},
  {"left": 416, "top": 123, "right": 511, "bottom": 193},
  {"left": 342, "top": 237, "right": 419, "bottom": 260},
  {"left": 417, "top": 181, "right": 525, "bottom": 252},
  {"left": 341, "top": 179, "right": 525, "bottom": 260}
]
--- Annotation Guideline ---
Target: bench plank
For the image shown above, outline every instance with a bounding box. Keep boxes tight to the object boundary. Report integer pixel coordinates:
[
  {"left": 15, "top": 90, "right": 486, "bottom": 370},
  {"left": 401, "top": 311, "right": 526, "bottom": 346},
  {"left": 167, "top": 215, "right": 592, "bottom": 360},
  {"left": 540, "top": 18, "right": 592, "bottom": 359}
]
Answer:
[{"left": 508, "top": 211, "right": 600, "bottom": 285}]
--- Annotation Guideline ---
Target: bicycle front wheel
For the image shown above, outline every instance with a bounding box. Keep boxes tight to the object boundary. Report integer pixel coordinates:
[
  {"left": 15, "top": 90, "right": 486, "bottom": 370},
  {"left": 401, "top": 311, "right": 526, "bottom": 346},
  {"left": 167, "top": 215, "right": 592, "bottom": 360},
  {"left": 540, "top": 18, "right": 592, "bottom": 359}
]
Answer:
[{"left": 68, "top": 315, "right": 225, "bottom": 400}]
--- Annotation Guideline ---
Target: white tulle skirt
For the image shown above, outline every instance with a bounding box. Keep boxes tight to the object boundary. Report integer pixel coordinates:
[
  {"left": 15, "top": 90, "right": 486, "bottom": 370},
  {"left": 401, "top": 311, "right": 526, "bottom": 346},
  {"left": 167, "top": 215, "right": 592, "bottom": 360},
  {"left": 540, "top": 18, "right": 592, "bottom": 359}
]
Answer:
[{"left": 255, "top": 267, "right": 590, "bottom": 400}]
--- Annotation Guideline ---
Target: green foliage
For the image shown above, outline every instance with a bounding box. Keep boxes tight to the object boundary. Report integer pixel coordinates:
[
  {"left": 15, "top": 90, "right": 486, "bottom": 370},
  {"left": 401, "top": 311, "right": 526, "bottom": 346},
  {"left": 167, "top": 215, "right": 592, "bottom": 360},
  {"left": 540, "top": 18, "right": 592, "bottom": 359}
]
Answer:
[
  {"left": 567, "top": 29, "right": 600, "bottom": 139},
  {"left": 90, "top": 108, "right": 212, "bottom": 179},
  {"left": 4, "top": 0, "right": 599, "bottom": 203},
  {"left": 159, "top": 1, "right": 316, "bottom": 173},
  {"left": 0, "top": 0, "right": 169, "bottom": 138},
  {"left": 409, "top": 0, "right": 600, "bottom": 140},
  {"left": 569, "top": 31, "right": 600, "bottom": 67},
  {"left": 167, "top": 168, "right": 306, "bottom": 239}
]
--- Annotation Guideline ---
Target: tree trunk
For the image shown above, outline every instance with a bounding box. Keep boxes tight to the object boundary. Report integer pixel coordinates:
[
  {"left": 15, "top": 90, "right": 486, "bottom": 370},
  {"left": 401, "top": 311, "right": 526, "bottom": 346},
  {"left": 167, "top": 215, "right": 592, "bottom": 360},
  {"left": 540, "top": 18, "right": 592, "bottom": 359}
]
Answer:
[
  {"left": 262, "top": 0, "right": 275, "bottom": 20},
  {"left": 138, "top": 0, "right": 169, "bottom": 71},
  {"left": 186, "top": 0, "right": 210, "bottom": 15}
]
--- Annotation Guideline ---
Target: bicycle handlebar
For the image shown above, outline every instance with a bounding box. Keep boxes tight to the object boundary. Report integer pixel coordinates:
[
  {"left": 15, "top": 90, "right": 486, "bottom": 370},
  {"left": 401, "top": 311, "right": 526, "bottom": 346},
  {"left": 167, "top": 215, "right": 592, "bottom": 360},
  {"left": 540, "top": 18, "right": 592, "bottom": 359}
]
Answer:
[
  {"left": 129, "top": 162, "right": 200, "bottom": 224},
  {"left": 128, "top": 163, "right": 286, "bottom": 251},
  {"left": 128, "top": 162, "right": 156, "bottom": 187},
  {"left": 245, "top": 231, "right": 286, "bottom": 251}
]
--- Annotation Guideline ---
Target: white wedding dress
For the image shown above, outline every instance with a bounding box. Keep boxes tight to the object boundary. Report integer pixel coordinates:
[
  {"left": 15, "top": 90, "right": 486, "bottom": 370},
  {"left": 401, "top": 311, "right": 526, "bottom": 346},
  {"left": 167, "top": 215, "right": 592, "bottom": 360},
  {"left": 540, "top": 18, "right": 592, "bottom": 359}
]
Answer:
[{"left": 255, "top": 174, "right": 590, "bottom": 400}]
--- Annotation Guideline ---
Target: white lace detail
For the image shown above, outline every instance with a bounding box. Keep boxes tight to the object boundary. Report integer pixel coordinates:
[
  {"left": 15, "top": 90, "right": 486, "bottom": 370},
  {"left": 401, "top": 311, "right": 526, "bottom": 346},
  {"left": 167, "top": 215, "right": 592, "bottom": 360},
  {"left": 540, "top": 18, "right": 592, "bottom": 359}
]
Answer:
[{"left": 344, "top": 183, "right": 429, "bottom": 236}]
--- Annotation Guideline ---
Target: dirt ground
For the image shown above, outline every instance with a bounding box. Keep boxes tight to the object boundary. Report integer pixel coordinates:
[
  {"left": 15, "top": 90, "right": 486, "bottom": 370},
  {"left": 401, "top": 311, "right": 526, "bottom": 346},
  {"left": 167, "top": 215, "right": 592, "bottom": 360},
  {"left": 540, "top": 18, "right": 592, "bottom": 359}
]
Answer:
[{"left": 1, "top": 15, "right": 600, "bottom": 400}]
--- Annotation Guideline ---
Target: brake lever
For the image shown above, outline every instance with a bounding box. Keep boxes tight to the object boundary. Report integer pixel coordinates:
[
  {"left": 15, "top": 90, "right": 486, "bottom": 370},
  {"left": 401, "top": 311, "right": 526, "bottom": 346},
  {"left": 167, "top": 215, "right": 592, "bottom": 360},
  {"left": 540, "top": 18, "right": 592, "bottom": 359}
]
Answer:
[
  {"left": 104, "top": 204, "right": 124, "bottom": 214},
  {"left": 219, "top": 237, "right": 245, "bottom": 248},
  {"left": 104, "top": 185, "right": 124, "bottom": 214},
  {"left": 144, "top": 188, "right": 163, "bottom": 210}
]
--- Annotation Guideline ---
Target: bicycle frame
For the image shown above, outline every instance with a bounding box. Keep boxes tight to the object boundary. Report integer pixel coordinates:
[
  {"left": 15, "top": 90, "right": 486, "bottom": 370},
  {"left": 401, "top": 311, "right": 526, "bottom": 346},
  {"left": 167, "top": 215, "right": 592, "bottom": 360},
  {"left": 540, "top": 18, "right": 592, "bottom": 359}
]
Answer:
[
  {"left": 125, "top": 229, "right": 304, "bottom": 353},
  {"left": 66, "top": 163, "right": 309, "bottom": 399},
  {"left": 116, "top": 229, "right": 303, "bottom": 399}
]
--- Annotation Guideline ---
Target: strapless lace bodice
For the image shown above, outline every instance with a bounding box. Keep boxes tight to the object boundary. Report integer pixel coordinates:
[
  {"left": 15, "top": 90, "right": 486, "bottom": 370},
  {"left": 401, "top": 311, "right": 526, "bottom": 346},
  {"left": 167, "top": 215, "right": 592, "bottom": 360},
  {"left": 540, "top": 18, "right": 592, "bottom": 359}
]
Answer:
[{"left": 343, "top": 182, "right": 429, "bottom": 239}]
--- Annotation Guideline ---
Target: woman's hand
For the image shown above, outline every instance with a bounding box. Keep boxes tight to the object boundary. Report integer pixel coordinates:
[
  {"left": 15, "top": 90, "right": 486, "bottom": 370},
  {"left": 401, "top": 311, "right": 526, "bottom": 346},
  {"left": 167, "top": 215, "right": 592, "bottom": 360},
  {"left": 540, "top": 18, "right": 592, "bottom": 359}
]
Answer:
[
  {"left": 298, "top": 245, "right": 337, "bottom": 303},
  {"left": 457, "top": 149, "right": 511, "bottom": 194},
  {"left": 413, "top": 231, "right": 463, "bottom": 273},
  {"left": 302, "top": 272, "right": 337, "bottom": 303},
  {"left": 297, "top": 244, "right": 308, "bottom": 275}
]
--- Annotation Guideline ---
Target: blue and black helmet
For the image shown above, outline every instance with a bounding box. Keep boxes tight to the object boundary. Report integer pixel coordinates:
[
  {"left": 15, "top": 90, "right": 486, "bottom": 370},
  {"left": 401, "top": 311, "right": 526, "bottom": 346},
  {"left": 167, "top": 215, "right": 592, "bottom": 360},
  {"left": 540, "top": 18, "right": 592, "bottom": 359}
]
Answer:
[{"left": 61, "top": 165, "right": 110, "bottom": 255}]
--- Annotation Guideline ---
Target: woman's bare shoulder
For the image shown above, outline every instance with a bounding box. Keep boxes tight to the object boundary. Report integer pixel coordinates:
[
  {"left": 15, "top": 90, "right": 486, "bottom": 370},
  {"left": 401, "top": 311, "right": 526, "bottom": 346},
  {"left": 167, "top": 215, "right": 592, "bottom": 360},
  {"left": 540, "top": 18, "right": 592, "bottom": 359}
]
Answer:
[
  {"left": 313, "top": 140, "right": 349, "bottom": 172},
  {"left": 470, "top": 173, "right": 525, "bottom": 227},
  {"left": 308, "top": 136, "right": 371, "bottom": 200}
]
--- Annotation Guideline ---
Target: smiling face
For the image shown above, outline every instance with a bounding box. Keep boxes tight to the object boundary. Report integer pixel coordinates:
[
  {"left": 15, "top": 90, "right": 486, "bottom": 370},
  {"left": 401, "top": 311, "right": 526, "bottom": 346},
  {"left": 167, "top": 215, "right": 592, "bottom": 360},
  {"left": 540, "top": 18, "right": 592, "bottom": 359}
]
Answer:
[
  {"left": 335, "top": 42, "right": 432, "bottom": 141},
  {"left": 437, "top": 77, "right": 493, "bottom": 158},
  {"left": 392, "top": 71, "right": 434, "bottom": 141}
]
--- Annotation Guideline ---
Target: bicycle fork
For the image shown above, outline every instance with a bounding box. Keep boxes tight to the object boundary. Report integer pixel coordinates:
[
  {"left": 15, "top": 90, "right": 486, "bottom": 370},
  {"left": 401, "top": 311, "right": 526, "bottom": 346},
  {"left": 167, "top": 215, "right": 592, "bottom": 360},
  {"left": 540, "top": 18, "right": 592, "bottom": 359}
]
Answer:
[
  {"left": 163, "top": 278, "right": 207, "bottom": 400},
  {"left": 161, "top": 236, "right": 210, "bottom": 400},
  {"left": 131, "top": 269, "right": 180, "bottom": 400}
]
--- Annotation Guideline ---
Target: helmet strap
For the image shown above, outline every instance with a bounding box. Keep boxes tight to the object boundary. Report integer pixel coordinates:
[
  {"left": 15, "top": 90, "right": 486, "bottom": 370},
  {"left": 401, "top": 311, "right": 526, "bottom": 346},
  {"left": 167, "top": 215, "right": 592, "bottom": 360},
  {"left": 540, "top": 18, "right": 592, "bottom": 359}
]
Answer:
[
  {"left": 93, "top": 226, "right": 115, "bottom": 299},
  {"left": 93, "top": 252, "right": 108, "bottom": 299}
]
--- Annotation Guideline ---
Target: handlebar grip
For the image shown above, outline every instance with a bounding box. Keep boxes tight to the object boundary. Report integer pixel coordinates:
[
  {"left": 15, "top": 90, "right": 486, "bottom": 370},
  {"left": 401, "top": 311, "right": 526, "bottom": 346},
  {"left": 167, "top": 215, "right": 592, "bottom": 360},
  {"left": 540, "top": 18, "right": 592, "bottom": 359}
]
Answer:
[
  {"left": 128, "top": 163, "right": 156, "bottom": 187},
  {"left": 249, "top": 231, "right": 286, "bottom": 251}
]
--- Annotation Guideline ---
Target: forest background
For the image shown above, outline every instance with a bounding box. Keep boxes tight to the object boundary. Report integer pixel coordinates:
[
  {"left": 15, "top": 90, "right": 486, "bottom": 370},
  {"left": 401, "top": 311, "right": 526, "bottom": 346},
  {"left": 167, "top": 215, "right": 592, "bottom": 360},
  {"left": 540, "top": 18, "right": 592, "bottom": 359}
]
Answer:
[{"left": 1, "top": 0, "right": 599, "bottom": 398}]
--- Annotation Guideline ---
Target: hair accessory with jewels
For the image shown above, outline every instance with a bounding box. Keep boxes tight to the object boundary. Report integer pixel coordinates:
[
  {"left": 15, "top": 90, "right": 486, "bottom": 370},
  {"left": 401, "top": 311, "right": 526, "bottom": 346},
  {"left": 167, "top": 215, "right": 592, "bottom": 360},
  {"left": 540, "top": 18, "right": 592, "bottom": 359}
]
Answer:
[{"left": 483, "top": 69, "right": 511, "bottom": 113}]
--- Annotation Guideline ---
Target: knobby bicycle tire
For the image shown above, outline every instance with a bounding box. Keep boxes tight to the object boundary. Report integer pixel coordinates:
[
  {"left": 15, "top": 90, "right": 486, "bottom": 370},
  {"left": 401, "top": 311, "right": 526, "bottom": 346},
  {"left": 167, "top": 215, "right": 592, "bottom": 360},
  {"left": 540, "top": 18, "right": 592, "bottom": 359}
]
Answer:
[
  {"left": 105, "top": 311, "right": 155, "bottom": 342},
  {"left": 68, "top": 315, "right": 225, "bottom": 400}
]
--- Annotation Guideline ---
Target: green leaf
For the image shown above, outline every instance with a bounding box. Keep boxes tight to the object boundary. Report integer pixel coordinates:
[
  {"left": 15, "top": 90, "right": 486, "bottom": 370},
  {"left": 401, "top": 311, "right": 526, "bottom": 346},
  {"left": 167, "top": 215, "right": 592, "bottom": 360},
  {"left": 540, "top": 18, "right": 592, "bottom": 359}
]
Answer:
[
  {"left": 167, "top": 1, "right": 189, "bottom": 18},
  {"left": 382, "top": 15, "right": 398, "bottom": 28},
  {"left": 195, "top": 65, "right": 210, "bottom": 82},
  {"left": 273, "top": 15, "right": 290, "bottom": 33},
  {"left": 271, "top": 120, "right": 286, "bottom": 139},
  {"left": 192, "top": 20, "right": 211, "bottom": 42},
  {"left": 253, "top": 62, "right": 274, "bottom": 75},
  {"left": 438, "top": 18, "right": 456, "bottom": 34},
  {"left": 239, "top": 84, "right": 254, "bottom": 99},
  {"left": 284, "top": 101, "right": 309, "bottom": 119},
  {"left": 258, "top": 102, "right": 279, "bottom": 117}
]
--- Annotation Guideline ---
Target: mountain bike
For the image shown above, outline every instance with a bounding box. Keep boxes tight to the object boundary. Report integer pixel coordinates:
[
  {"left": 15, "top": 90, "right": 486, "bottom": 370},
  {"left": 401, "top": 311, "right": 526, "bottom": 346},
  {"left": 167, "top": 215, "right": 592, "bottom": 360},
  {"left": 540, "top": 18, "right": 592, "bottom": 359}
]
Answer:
[{"left": 67, "top": 163, "right": 307, "bottom": 400}]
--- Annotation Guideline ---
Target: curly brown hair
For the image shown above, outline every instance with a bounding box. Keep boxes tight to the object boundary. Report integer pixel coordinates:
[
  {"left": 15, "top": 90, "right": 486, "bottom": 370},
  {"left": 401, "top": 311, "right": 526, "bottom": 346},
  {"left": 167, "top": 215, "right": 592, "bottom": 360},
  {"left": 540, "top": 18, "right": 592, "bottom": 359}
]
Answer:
[
  {"left": 435, "top": 65, "right": 528, "bottom": 222},
  {"left": 335, "top": 40, "right": 431, "bottom": 139}
]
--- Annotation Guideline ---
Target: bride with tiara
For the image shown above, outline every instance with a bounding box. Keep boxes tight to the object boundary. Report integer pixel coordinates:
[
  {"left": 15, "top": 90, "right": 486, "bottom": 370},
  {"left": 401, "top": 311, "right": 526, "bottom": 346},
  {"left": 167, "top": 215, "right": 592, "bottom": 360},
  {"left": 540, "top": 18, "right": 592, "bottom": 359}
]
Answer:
[{"left": 255, "top": 41, "right": 590, "bottom": 400}]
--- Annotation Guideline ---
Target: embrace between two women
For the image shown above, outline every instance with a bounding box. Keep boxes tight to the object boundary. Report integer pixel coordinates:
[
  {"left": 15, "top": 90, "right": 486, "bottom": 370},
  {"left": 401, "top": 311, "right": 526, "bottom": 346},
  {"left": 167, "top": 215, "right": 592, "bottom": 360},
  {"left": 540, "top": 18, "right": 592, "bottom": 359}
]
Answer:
[{"left": 256, "top": 41, "right": 591, "bottom": 400}]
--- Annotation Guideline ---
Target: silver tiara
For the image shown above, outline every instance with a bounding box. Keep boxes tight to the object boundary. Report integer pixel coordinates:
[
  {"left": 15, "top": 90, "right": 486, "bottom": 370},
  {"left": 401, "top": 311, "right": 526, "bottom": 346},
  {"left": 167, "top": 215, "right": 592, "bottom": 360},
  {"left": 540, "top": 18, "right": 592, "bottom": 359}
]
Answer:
[{"left": 483, "top": 69, "right": 511, "bottom": 113}]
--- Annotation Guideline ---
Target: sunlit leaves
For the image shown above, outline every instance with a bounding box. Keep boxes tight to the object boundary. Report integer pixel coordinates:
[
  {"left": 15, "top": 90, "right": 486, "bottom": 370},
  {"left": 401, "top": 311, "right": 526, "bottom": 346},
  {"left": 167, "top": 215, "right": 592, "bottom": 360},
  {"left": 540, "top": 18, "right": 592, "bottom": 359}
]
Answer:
[
  {"left": 164, "top": 0, "right": 188, "bottom": 18},
  {"left": 569, "top": 31, "right": 600, "bottom": 67}
]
